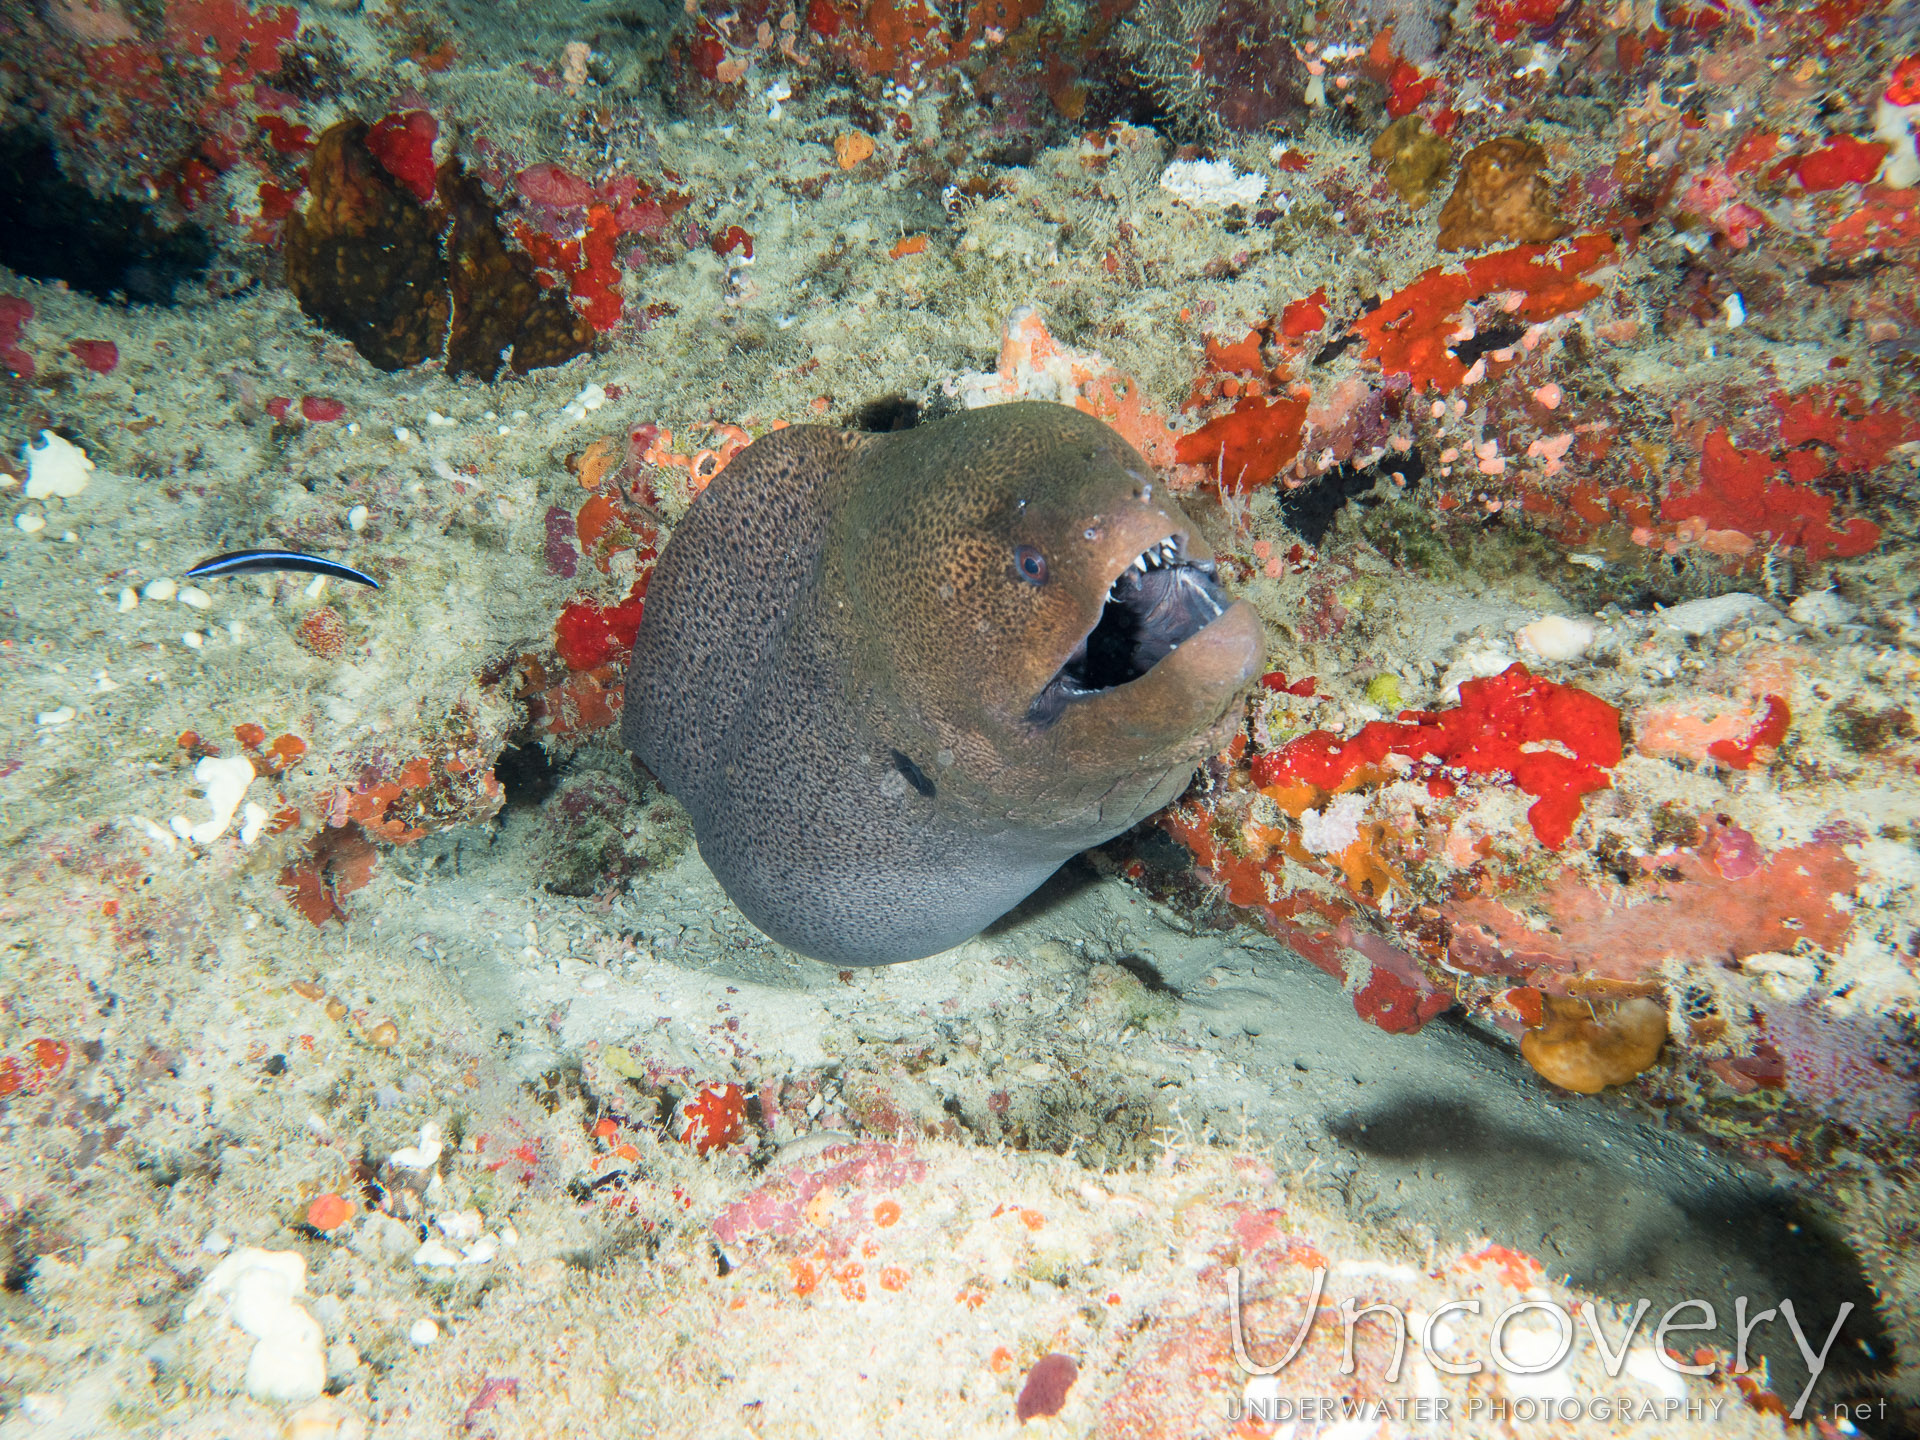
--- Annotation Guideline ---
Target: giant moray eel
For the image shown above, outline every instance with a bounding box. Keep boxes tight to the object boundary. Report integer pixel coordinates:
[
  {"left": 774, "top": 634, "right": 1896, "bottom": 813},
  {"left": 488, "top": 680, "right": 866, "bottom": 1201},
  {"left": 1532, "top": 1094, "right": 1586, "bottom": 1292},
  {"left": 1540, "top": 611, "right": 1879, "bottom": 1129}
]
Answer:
[{"left": 623, "top": 401, "right": 1265, "bottom": 965}]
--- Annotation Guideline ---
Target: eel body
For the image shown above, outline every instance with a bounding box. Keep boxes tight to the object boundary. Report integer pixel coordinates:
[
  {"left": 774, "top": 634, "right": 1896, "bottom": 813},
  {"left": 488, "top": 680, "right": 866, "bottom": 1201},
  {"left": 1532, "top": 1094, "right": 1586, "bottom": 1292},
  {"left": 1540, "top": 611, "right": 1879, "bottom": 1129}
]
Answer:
[{"left": 623, "top": 401, "right": 1264, "bottom": 965}]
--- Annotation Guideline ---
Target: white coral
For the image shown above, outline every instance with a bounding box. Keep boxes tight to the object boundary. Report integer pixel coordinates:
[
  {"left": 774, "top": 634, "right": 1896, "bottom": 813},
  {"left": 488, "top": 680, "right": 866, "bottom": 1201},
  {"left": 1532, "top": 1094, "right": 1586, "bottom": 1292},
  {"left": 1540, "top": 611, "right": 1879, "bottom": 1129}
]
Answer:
[{"left": 1158, "top": 158, "right": 1266, "bottom": 209}]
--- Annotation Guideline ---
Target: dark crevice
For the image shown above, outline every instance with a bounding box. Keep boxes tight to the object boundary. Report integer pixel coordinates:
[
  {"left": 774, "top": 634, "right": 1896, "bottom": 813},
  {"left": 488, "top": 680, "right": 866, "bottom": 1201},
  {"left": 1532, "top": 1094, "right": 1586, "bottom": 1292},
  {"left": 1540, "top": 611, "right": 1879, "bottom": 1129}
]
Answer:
[
  {"left": 1280, "top": 454, "right": 1410, "bottom": 547},
  {"left": 494, "top": 743, "right": 558, "bottom": 808},
  {"left": 1449, "top": 319, "right": 1528, "bottom": 367},
  {"left": 851, "top": 395, "right": 921, "bottom": 431},
  {"left": 0, "top": 128, "right": 212, "bottom": 306}
]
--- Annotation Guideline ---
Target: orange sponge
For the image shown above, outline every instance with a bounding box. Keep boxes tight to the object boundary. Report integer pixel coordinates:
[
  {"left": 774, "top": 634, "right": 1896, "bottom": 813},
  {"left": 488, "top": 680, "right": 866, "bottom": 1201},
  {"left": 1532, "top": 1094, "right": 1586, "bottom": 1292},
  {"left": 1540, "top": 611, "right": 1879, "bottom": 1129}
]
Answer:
[{"left": 1521, "top": 995, "right": 1668, "bottom": 1093}]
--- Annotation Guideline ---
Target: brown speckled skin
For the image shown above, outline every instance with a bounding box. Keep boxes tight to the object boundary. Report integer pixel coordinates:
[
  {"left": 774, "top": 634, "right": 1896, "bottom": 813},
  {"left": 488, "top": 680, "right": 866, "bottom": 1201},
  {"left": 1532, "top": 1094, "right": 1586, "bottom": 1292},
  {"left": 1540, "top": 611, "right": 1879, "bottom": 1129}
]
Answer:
[{"left": 623, "top": 402, "right": 1264, "bottom": 965}]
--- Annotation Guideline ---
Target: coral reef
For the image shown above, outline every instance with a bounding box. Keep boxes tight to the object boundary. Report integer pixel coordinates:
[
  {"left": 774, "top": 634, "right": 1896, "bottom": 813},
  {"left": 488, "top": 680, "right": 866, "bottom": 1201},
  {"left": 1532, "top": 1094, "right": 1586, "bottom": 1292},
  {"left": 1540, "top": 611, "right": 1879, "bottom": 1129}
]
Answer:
[{"left": 3, "top": 0, "right": 1920, "bottom": 1424}]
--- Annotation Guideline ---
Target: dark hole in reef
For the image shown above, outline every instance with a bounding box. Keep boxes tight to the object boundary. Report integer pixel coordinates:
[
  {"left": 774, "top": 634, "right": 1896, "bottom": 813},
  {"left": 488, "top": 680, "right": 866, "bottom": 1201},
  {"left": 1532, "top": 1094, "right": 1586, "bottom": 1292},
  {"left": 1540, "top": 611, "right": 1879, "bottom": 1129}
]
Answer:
[
  {"left": 3, "top": 1254, "right": 36, "bottom": 1293},
  {"left": 1080, "top": 65, "right": 1171, "bottom": 133},
  {"left": 263, "top": 1054, "right": 288, "bottom": 1076},
  {"left": 0, "top": 128, "right": 212, "bottom": 306},
  {"left": 494, "top": 743, "right": 558, "bottom": 809},
  {"left": 1329, "top": 1096, "right": 1897, "bottom": 1414},
  {"left": 890, "top": 749, "right": 936, "bottom": 798},
  {"left": 852, "top": 395, "right": 921, "bottom": 432},
  {"left": 1280, "top": 452, "right": 1411, "bottom": 547},
  {"left": 1111, "top": 953, "right": 1175, "bottom": 994},
  {"left": 1450, "top": 319, "right": 1528, "bottom": 367},
  {"left": 1312, "top": 333, "right": 1362, "bottom": 366}
]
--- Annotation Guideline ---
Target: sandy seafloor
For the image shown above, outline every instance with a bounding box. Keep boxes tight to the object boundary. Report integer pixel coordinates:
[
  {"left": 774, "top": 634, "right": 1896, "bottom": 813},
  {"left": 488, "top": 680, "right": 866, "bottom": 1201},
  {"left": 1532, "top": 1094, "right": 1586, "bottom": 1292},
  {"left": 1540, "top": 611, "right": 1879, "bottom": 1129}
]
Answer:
[{"left": 3, "top": 0, "right": 1920, "bottom": 1432}]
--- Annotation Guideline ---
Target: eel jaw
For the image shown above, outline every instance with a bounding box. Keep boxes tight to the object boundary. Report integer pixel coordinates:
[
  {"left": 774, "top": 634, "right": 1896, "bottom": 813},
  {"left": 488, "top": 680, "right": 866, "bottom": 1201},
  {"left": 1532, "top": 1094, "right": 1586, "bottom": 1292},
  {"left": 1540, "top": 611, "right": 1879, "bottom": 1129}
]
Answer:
[{"left": 1026, "top": 533, "right": 1237, "bottom": 728}]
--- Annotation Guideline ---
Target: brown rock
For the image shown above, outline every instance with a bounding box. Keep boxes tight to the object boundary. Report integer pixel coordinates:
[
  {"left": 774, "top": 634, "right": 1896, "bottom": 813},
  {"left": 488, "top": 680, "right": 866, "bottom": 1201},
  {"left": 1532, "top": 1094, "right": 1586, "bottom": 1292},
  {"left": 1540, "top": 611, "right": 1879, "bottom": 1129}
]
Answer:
[
  {"left": 1521, "top": 995, "right": 1668, "bottom": 1093},
  {"left": 441, "top": 168, "right": 593, "bottom": 380},
  {"left": 286, "top": 120, "right": 593, "bottom": 377},
  {"left": 284, "top": 121, "right": 449, "bottom": 372},
  {"left": 1371, "top": 115, "right": 1453, "bottom": 209},
  {"left": 1435, "top": 136, "right": 1566, "bottom": 252}
]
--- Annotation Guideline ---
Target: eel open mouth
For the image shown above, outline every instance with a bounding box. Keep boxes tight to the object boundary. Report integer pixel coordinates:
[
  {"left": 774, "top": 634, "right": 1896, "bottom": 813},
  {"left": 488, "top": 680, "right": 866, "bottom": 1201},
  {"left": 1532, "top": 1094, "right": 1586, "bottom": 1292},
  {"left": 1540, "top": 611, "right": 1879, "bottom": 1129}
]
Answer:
[{"left": 1028, "top": 534, "right": 1232, "bottom": 726}]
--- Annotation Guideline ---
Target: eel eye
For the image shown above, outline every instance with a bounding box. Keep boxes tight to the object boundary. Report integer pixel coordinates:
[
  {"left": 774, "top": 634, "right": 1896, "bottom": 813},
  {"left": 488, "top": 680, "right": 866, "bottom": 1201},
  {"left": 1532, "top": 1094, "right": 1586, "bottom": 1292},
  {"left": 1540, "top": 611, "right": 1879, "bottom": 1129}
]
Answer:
[{"left": 1014, "top": 545, "right": 1047, "bottom": 584}]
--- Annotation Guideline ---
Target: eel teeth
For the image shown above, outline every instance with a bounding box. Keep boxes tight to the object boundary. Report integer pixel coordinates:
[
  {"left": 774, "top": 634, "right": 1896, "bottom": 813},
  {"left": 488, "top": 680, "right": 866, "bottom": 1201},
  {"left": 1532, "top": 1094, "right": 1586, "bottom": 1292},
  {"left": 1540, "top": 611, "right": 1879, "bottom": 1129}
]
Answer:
[{"left": 1133, "top": 538, "right": 1182, "bottom": 573}]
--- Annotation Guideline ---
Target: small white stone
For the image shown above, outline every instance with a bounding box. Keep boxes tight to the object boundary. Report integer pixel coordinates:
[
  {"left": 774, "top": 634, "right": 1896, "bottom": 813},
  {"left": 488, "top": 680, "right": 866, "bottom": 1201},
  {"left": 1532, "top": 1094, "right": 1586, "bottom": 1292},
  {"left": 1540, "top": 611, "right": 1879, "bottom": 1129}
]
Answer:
[
  {"left": 1624, "top": 1341, "right": 1689, "bottom": 1399},
  {"left": 427, "top": 410, "right": 456, "bottom": 427},
  {"left": 434, "top": 1209, "right": 483, "bottom": 1242},
  {"left": 1874, "top": 95, "right": 1919, "bottom": 189},
  {"left": 562, "top": 382, "right": 609, "bottom": 422},
  {"left": 1722, "top": 292, "right": 1746, "bottom": 328},
  {"left": 304, "top": 575, "right": 328, "bottom": 600},
  {"left": 182, "top": 631, "right": 204, "bottom": 648},
  {"left": 183, "top": 754, "right": 258, "bottom": 844},
  {"left": 94, "top": 671, "right": 117, "bottom": 691},
  {"left": 20, "top": 1394, "right": 64, "bottom": 1423},
  {"left": 239, "top": 801, "right": 269, "bottom": 846},
  {"left": 1515, "top": 614, "right": 1596, "bottom": 662},
  {"left": 347, "top": 504, "right": 369, "bottom": 532},
  {"left": 408, "top": 1318, "right": 440, "bottom": 1347},
  {"left": 1741, "top": 950, "right": 1818, "bottom": 1001},
  {"left": 117, "top": 587, "right": 138, "bottom": 611},
  {"left": 1657, "top": 592, "right": 1781, "bottom": 635},
  {"left": 138, "top": 817, "right": 179, "bottom": 851},
  {"left": 16, "top": 512, "right": 45, "bottom": 534},
  {"left": 1787, "top": 589, "right": 1858, "bottom": 627},
  {"left": 412, "top": 1239, "right": 466, "bottom": 1268},
  {"left": 394, "top": 426, "right": 414, "bottom": 444},
  {"left": 35, "top": 705, "right": 75, "bottom": 726},
  {"left": 178, "top": 585, "right": 213, "bottom": 609},
  {"left": 143, "top": 577, "right": 178, "bottom": 602},
  {"left": 24, "top": 430, "right": 95, "bottom": 500},
  {"left": 391, "top": 1122, "right": 444, "bottom": 1171}
]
